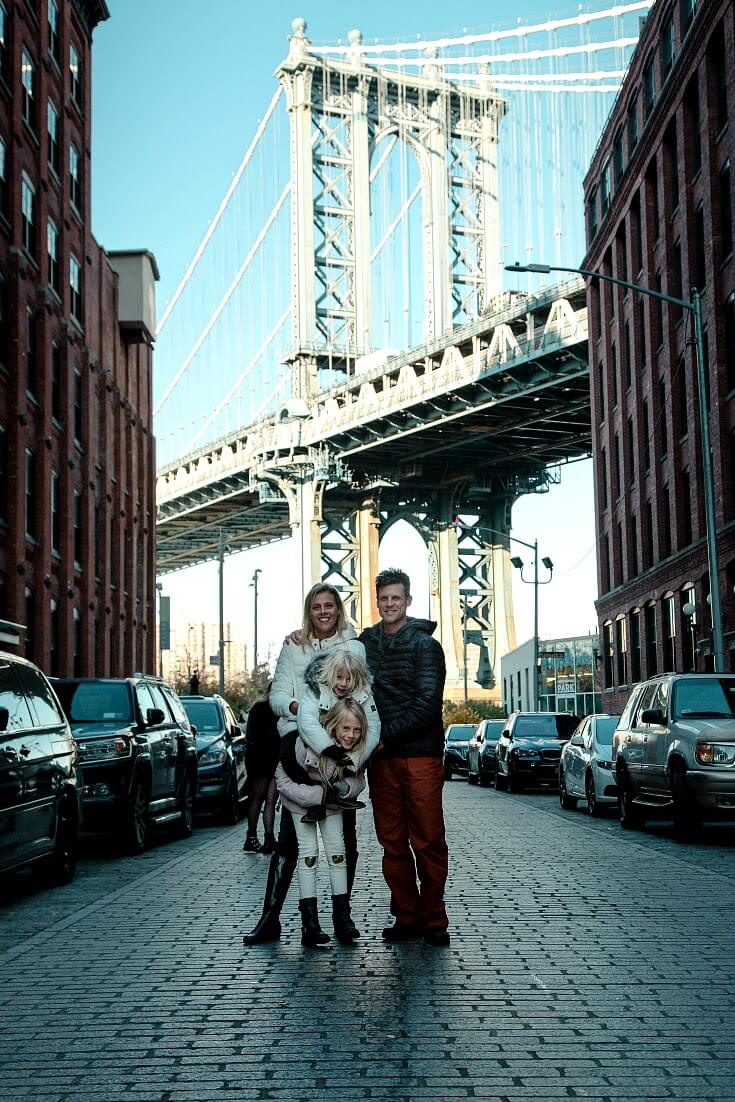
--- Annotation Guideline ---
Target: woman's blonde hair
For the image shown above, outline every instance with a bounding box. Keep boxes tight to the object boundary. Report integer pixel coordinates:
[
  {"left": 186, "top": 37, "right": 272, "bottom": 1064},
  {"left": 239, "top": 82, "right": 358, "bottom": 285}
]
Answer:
[
  {"left": 300, "top": 583, "right": 347, "bottom": 646},
  {"left": 317, "top": 648, "right": 370, "bottom": 696},
  {"left": 321, "top": 697, "right": 368, "bottom": 752}
]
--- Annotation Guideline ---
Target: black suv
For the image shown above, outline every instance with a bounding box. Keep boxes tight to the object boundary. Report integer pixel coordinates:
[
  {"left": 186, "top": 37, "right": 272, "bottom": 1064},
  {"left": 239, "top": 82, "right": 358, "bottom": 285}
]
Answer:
[
  {"left": 179, "top": 694, "right": 248, "bottom": 824},
  {"left": 0, "top": 651, "right": 81, "bottom": 885},
  {"left": 53, "top": 676, "right": 197, "bottom": 853},
  {"left": 495, "top": 711, "right": 579, "bottom": 792}
]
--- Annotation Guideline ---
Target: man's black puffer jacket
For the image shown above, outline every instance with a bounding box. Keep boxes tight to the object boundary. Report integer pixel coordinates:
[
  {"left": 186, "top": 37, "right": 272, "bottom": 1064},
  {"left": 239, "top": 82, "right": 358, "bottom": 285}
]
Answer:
[{"left": 360, "top": 617, "right": 446, "bottom": 757}]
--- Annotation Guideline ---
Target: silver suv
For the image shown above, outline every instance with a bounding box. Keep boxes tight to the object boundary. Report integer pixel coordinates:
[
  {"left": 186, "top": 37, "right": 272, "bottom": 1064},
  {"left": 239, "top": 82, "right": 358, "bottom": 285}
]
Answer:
[{"left": 614, "top": 673, "right": 735, "bottom": 837}]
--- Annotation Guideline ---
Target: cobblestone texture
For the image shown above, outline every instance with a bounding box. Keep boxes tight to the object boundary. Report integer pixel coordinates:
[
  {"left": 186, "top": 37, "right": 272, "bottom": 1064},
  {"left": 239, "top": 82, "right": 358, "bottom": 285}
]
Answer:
[{"left": 1, "top": 783, "right": 734, "bottom": 1101}]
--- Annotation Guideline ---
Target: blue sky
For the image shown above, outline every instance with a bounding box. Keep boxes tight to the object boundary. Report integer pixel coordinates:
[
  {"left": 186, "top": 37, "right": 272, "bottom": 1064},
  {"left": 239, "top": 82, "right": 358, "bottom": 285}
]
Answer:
[{"left": 90, "top": 1, "right": 609, "bottom": 667}]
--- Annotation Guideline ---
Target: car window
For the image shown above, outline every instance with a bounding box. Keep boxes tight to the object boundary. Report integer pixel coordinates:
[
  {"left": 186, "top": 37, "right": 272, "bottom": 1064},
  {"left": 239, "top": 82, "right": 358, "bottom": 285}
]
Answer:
[
  {"left": 161, "top": 684, "right": 190, "bottom": 727},
  {"left": 633, "top": 683, "right": 657, "bottom": 724},
  {"left": 183, "top": 700, "right": 222, "bottom": 733},
  {"left": 673, "top": 678, "right": 735, "bottom": 718},
  {"left": 13, "top": 663, "right": 65, "bottom": 726},
  {"left": 513, "top": 714, "right": 576, "bottom": 739},
  {"left": 651, "top": 681, "right": 669, "bottom": 717},
  {"left": 56, "top": 681, "right": 132, "bottom": 723},
  {"left": 0, "top": 659, "right": 35, "bottom": 732},
  {"left": 593, "top": 716, "right": 620, "bottom": 744},
  {"left": 136, "top": 683, "right": 156, "bottom": 720},
  {"left": 446, "top": 726, "right": 475, "bottom": 740},
  {"left": 148, "top": 684, "right": 171, "bottom": 719},
  {"left": 619, "top": 686, "right": 643, "bottom": 730},
  {"left": 582, "top": 721, "right": 593, "bottom": 749}
]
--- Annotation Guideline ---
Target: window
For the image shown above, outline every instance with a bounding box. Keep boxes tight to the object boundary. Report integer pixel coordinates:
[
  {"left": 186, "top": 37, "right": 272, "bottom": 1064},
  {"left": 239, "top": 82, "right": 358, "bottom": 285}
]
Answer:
[
  {"left": 51, "top": 341, "right": 61, "bottom": 421},
  {"left": 642, "top": 399, "right": 651, "bottom": 472},
  {"left": 627, "top": 95, "right": 639, "bottom": 151},
  {"left": 667, "top": 125, "right": 679, "bottom": 211},
  {"left": 47, "top": 100, "right": 60, "bottom": 175},
  {"left": 627, "top": 416, "right": 635, "bottom": 484},
  {"left": 600, "top": 447, "right": 608, "bottom": 510},
  {"left": 21, "top": 49, "right": 36, "bottom": 130},
  {"left": 70, "top": 255, "right": 82, "bottom": 321},
  {"left": 639, "top": 298, "right": 647, "bottom": 370},
  {"left": 47, "top": 218, "right": 59, "bottom": 292},
  {"left": 645, "top": 499, "right": 654, "bottom": 569},
  {"left": 614, "top": 433, "right": 621, "bottom": 500},
  {"left": 613, "top": 129, "right": 624, "bottom": 185},
  {"left": 26, "top": 308, "right": 37, "bottom": 398},
  {"left": 682, "top": 468, "right": 692, "bottom": 545},
  {"left": 720, "top": 161, "right": 732, "bottom": 259},
  {"left": 643, "top": 57, "right": 656, "bottom": 121},
  {"left": 51, "top": 469, "right": 60, "bottom": 553},
  {"left": 654, "top": 270, "right": 663, "bottom": 345},
  {"left": 21, "top": 174, "right": 36, "bottom": 256},
  {"left": 618, "top": 226, "right": 628, "bottom": 283},
  {"left": 645, "top": 603, "right": 657, "bottom": 675},
  {"left": 726, "top": 294, "right": 735, "bottom": 392},
  {"left": 602, "top": 532, "right": 611, "bottom": 593},
  {"left": 659, "top": 377, "right": 668, "bottom": 455},
  {"left": 631, "top": 196, "right": 642, "bottom": 275},
  {"left": 616, "top": 617, "right": 628, "bottom": 686},
  {"left": 25, "top": 449, "right": 36, "bottom": 540},
  {"left": 681, "top": 0, "right": 696, "bottom": 34},
  {"left": 663, "top": 594, "right": 676, "bottom": 670},
  {"left": 710, "top": 23, "right": 728, "bottom": 134},
  {"left": 686, "top": 79, "right": 702, "bottom": 178},
  {"left": 69, "top": 43, "right": 82, "bottom": 110},
  {"left": 661, "top": 15, "right": 675, "bottom": 80},
  {"left": 598, "top": 360, "right": 605, "bottom": 422},
  {"left": 0, "top": 135, "right": 7, "bottom": 219},
  {"left": 73, "top": 365, "right": 82, "bottom": 441},
  {"left": 73, "top": 490, "right": 82, "bottom": 564},
  {"left": 624, "top": 321, "right": 631, "bottom": 390},
  {"left": 0, "top": 3, "right": 7, "bottom": 84},
  {"left": 603, "top": 621, "right": 614, "bottom": 687},
  {"left": 672, "top": 239, "right": 683, "bottom": 324},
  {"left": 631, "top": 608, "right": 641, "bottom": 682},
  {"left": 631, "top": 514, "right": 639, "bottom": 576},
  {"left": 649, "top": 162, "right": 660, "bottom": 236},
  {"left": 48, "top": 0, "right": 60, "bottom": 65},
  {"left": 587, "top": 187, "right": 598, "bottom": 241},
  {"left": 600, "top": 162, "right": 611, "bottom": 217},
  {"left": 69, "top": 143, "right": 81, "bottom": 210},
  {"left": 611, "top": 342, "right": 618, "bottom": 407},
  {"left": 694, "top": 204, "right": 706, "bottom": 289},
  {"left": 616, "top": 521, "right": 624, "bottom": 584},
  {"left": 662, "top": 485, "right": 672, "bottom": 557}
]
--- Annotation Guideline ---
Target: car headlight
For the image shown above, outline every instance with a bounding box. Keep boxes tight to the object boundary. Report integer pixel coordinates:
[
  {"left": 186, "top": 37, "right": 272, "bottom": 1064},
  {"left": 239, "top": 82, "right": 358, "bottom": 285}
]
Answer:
[
  {"left": 695, "top": 743, "right": 735, "bottom": 766},
  {"left": 597, "top": 760, "right": 613, "bottom": 770},
  {"left": 513, "top": 748, "right": 541, "bottom": 759},
  {"left": 199, "top": 747, "right": 227, "bottom": 767}
]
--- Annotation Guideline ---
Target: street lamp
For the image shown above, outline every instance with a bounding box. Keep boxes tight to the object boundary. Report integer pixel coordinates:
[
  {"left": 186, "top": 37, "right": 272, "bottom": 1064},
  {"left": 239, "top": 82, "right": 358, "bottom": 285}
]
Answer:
[
  {"left": 456, "top": 521, "right": 553, "bottom": 710},
  {"left": 250, "top": 568, "right": 261, "bottom": 675},
  {"left": 506, "top": 261, "right": 725, "bottom": 673},
  {"left": 218, "top": 530, "right": 226, "bottom": 695}
]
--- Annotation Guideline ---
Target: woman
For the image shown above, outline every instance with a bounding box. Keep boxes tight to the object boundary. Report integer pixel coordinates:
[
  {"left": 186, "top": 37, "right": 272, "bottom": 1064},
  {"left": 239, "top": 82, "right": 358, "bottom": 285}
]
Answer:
[
  {"left": 242, "top": 582, "right": 365, "bottom": 946},
  {"left": 242, "top": 683, "right": 279, "bottom": 854}
]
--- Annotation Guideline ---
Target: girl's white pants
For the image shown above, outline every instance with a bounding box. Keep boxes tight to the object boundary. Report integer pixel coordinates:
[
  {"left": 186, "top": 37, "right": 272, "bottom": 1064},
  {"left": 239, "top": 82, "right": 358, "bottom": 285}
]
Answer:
[{"left": 293, "top": 811, "right": 348, "bottom": 898}]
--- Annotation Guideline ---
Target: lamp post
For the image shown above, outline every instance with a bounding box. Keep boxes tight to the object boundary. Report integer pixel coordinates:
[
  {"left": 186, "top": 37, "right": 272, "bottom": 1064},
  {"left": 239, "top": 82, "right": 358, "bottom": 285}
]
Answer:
[
  {"left": 506, "top": 261, "right": 725, "bottom": 673},
  {"left": 457, "top": 521, "right": 553, "bottom": 710},
  {"left": 218, "top": 530, "right": 226, "bottom": 695},
  {"left": 155, "top": 581, "right": 163, "bottom": 678},
  {"left": 250, "top": 568, "right": 261, "bottom": 675},
  {"left": 461, "top": 591, "right": 469, "bottom": 703}
]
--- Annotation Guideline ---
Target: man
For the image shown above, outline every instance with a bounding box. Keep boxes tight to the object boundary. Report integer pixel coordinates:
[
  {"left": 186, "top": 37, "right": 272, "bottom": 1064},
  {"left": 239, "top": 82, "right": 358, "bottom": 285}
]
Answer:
[{"left": 360, "top": 567, "right": 450, "bottom": 946}]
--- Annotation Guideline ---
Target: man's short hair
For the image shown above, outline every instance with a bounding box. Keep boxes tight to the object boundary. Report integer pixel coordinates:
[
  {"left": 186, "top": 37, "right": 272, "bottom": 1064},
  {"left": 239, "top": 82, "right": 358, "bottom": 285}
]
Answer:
[{"left": 375, "top": 568, "right": 411, "bottom": 597}]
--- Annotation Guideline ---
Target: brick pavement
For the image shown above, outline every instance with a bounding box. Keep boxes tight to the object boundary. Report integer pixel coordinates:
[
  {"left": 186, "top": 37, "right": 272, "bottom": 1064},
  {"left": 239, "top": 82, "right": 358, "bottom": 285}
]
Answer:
[{"left": 1, "top": 782, "right": 734, "bottom": 1102}]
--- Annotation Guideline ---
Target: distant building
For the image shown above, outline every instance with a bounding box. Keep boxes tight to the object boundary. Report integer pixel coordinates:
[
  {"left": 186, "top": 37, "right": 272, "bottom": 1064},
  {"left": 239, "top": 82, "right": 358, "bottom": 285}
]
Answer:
[
  {"left": 583, "top": 0, "right": 734, "bottom": 711},
  {"left": 501, "top": 635, "right": 602, "bottom": 718},
  {"left": 163, "top": 620, "right": 248, "bottom": 688},
  {"left": 0, "top": 1, "right": 159, "bottom": 675}
]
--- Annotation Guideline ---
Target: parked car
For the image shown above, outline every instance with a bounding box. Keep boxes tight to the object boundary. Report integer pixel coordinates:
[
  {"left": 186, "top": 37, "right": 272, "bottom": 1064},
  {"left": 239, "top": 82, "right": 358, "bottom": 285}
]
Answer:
[
  {"left": 613, "top": 673, "right": 735, "bottom": 838},
  {"left": 495, "top": 711, "right": 579, "bottom": 792},
  {"left": 0, "top": 651, "right": 81, "bottom": 885},
  {"left": 559, "top": 713, "right": 620, "bottom": 815},
  {"left": 443, "top": 723, "right": 475, "bottom": 780},
  {"left": 179, "top": 694, "right": 247, "bottom": 823},
  {"left": 467, "top": 719, "right": 506, "bottom": 786},
  {"left": 53, "top": 675, "right": 197, "bottom": 854}
]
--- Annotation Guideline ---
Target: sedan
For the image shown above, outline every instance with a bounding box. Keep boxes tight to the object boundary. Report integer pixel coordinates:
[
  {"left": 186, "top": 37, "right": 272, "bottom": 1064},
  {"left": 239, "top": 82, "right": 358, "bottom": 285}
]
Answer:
[
  {"left": 495, "top": 712, "right": 578, "bottom": 792},
  {"left": 179, "top": 694, "right": 248, "bottom": 824},
  {"left": 559, "top": 714, "right": 620, "bottom": 816},
  {"left": 467, "top": 719, "right": 506, "bottom": 786}
]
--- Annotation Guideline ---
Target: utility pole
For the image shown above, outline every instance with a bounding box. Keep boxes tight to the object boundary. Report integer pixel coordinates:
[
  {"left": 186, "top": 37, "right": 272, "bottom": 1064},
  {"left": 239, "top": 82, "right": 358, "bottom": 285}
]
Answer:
[
  {"left": 251, "top": 568, "right": 261, "bottom": 674},
  {"left": 218, "top": 530, "right": 225, "bottom": 695}
]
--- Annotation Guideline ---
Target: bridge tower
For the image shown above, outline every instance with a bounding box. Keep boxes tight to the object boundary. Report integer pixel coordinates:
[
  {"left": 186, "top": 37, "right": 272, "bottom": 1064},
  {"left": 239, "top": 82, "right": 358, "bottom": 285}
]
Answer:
[{"left": 271, "top": 18, "right": 516, "bottom": 699}]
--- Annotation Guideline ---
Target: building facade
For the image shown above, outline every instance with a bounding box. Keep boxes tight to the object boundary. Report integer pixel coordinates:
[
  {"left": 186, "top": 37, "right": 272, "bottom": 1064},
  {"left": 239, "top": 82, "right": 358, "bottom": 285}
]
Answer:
[
  {"left": 583, "top": 0, "right": 735, "bottom": 711},
  {"left": 0, "top": 1, "right": 158, "bottom": 676},
  {"left": 501, "top": 635, "right": 602, "bottom": 718}
]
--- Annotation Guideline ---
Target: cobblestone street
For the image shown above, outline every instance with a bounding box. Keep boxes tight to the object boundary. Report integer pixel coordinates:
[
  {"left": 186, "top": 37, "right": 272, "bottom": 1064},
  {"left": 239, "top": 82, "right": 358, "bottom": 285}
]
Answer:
[{"left": 2, "top": 781, "right": 734, "bottom": 1102}]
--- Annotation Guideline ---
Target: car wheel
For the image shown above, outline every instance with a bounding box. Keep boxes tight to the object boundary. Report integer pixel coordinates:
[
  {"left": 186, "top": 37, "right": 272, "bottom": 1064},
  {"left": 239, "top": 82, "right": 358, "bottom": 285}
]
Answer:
[
  {"left": 478, "top": 763, "right": 491, "bottom": 788},
  {"left": 124, "top": 777, "right": 149, "bottom": 854},
  {"left": 617, "top": 770, "right": 644, "bottom": 830},
  {"left": 507, "top": 766, "right": 523, "bottom": 794},
  {"left": 176, "top": 772, "right": 195, "bottom": 838},
  {"left": 559, "top": 769, "right": 578, "bottom": 810},
  {"left": 670, "top": 767, "right": 701, "bottom": 842},
  {"left": 467, "top": 764, "right": 478, "bottom": 785},
  {"left": 35, "top": 795, "right": 78, "bottom": 886},
  {"left": 221, "top": 775, "right": 240, "bottom": 826},
  {"left": 494, "top": 769, "right": 508, "bottom": 791},
  {"left": 585, "top": 772, "right": 602, "bottom": 817}
]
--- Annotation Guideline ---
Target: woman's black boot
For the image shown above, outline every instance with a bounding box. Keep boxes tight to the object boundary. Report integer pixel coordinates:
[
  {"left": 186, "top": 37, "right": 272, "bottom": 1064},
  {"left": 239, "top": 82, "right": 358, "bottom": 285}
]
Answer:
[
  {"left": 242, "top": 853, "right": 296, "bottom": 945},
  {"left": 299, "top": 897, "right": 330, "bottom": 948},
  {"left": 332, "top": 893, "right": 360, "bottom": 944}
]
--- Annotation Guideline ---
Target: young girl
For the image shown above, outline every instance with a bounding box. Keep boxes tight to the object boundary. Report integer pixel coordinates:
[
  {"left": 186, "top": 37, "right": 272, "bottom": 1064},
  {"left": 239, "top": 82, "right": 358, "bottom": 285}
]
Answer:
[
  {"left": 275, "top": 697, "right": 372, "bottom": 948},
  {"left": 298, "top": 648, "right": 381, "bottom": 762}
]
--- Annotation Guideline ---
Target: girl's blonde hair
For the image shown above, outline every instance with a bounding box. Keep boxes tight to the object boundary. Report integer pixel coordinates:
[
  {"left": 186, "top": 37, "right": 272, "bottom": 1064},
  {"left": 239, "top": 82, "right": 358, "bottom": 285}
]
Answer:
[
  {"left": 321, "top": 698, "right": 368, "bottom": 752},
  {"left": 300, "top": 583, "right": 347, "bottom": 647},
  {"left": 317, "top": 648, "right": 370, "bottom": 696}
]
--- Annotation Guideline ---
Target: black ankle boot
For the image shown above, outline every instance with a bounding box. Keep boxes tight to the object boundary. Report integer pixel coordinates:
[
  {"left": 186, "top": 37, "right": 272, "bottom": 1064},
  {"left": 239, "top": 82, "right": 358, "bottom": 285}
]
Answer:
[
  {"left": 299, "top": 897, "right": 330, "bottom": 948},
  {"left": 260, "top": 832, "right": 276, "bottom": 855},
  {"left": 242, "top": 852, "right": 296, "bottom": 946},
  {"left": 332, "top": 893, "right": 360, "bottom": 944}
]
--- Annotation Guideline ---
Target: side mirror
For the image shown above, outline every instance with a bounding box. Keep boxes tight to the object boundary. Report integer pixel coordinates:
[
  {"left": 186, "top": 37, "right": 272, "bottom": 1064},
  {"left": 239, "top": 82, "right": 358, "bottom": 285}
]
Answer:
[
  {"left": 0, "top": 706, "right": 8, "bottom": 732},
  {"left": 504, "top": 731, "right": 512, "bottom": 741},
  {"left": 146, "top": 707, "right": 165, "bottom": 726},
  {"left": 190, "top": 724, "right": 198, "bottom": 737},
  {"left": 571, "top": 734, "right": 584, "bottom": 747},
  {"left": 230, "top": 724, "right": 241, "bottom": 740},
  {"left": 640, "top": 708, "right": 665, "bottom": 726}
]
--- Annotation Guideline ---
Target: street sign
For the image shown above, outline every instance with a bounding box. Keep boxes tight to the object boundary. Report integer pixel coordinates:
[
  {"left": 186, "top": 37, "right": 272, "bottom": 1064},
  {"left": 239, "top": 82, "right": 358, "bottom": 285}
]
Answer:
[
  {"left": 556, "top": 676, "right": 577, "bottom": 696},
  {"left": 159, "top": 597, "right": 170, "bottom": 650}
]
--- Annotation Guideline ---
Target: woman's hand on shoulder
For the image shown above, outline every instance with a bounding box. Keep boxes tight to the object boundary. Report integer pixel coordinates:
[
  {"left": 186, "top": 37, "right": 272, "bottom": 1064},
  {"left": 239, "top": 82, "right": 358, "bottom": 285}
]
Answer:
[{"left": 284, "top": 629, "right": 303, "bottom": 645}]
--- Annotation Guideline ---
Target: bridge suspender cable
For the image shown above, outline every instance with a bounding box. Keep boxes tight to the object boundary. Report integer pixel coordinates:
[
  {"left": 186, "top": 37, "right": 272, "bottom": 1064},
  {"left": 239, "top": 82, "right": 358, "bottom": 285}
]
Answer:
[
  {"left": 153, "top": 184, "right": 291, "bottom": 417},
  {"left": 155, "top": 86, "right": 283, "bottom": 339},
  {"left": 371, "top": 39, "right": 642, "bottom": 68},
  {"left": 310, "top": 1, "right": 654, "bottom": 55}
]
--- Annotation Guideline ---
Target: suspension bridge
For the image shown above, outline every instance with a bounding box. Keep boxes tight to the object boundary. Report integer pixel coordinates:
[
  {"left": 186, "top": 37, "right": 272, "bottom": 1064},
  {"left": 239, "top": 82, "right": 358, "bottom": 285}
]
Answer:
[{"left": 153, "top": 3, "right": 652, "bottom": 698}]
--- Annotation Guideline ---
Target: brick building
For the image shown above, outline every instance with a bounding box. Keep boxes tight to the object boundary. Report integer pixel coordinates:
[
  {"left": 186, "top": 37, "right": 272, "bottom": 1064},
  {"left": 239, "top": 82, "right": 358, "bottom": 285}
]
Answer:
[
  {"left": 583, "top": 0, "right": 735, "bottom": 710},
  {"left": 0, "top": 1, "right": 158, "bottom": 676}
]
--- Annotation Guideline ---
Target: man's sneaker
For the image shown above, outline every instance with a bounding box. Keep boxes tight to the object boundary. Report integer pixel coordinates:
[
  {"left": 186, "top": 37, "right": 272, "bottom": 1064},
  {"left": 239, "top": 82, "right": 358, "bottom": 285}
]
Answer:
[
  {"left": 381, "top": 922, "right": 422, "bottom": 942},
  {"left": 242, "top": 833, "right": 261, "bottom": 853},
  {"left": 423, "top": 928, "right": 450, "bottom": 947}
]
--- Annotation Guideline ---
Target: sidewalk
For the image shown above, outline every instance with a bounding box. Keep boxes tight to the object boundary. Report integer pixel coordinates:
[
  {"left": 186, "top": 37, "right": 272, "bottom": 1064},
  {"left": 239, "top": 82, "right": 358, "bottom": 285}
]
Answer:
[{"left": 1, "top": 782, "right": 734, "bottom": 1101}]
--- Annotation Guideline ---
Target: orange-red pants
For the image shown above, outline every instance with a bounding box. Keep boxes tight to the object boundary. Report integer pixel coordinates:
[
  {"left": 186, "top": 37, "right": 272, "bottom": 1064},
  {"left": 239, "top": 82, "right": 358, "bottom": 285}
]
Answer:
[{"left": 368, "top": 755, "right": 449, "bottom": 931}]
